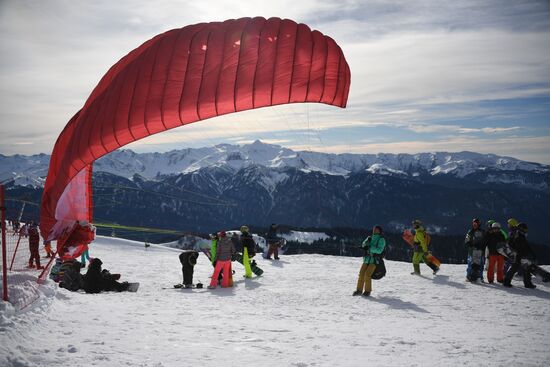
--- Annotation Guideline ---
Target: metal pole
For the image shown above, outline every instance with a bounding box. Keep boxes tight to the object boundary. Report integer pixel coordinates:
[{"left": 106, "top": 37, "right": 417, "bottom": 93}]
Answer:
[
  {"left": 1, "top": 185, "right": 8, "bottom": 302},
  {"left": 8, "top": 234, "right": 22, "bottom": 271}
]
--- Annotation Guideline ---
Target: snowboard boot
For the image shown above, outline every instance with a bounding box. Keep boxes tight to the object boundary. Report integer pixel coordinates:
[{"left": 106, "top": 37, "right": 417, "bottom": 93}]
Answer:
[
  {"left": 184, "top": 284, "right": 193, "bottom": 289},
  {"left": 352, "top": 290, "right": 362, "bottom": 296},
  {"left": 411, "top": 264, "right": 420, "bottom": 275},
  {"left": 362, "top": 292, "right": 371, "bottom": 297},
  {"left": 524, "top": 283, "right": 536, "bottom": 289}
]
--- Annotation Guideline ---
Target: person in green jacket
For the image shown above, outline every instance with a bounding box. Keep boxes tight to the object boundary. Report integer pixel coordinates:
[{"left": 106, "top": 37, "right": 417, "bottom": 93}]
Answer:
[
  {"left": 353, "top": 225, "right": 386, "bottom": 297},
  {"left": 411, "top": 219, "right": 439, "bottom": 275}
]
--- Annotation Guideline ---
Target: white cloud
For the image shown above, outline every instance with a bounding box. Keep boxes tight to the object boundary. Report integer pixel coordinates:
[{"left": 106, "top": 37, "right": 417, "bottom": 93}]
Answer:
[{"left": 0, "top": 0, "right": 549, "bottom": 164}]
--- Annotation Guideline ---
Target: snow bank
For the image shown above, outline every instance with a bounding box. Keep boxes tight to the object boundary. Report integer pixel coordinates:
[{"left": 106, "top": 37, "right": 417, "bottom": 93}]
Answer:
[{"left": 280, "top": 230, "right": 330, "bottom": 244}]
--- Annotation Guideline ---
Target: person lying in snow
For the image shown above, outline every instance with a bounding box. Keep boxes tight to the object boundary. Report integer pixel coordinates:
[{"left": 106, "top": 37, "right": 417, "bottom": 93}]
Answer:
[{"left": 83, "top": 258, "right": 131, "bottom": 293}]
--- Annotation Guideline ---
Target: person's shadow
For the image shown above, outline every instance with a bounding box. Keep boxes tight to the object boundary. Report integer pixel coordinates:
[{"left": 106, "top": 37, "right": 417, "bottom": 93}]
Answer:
[
  {"left": 478, "top": 282, "right": 550, "bottom": 300},
  {"left": 369, "top": 296, "right": 430, "bottom": 313},
  {"left": 432, "top": 275, "right": 467, "bottom": 289},
  {"left": 265, "top": 259, "right": 289, "bottom": 268}
]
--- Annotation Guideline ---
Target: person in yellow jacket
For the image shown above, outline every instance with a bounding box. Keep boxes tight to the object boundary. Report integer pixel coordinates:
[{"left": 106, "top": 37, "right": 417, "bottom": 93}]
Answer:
[{"left": 411, "top": 220, "right": 439, "bottom": 275}]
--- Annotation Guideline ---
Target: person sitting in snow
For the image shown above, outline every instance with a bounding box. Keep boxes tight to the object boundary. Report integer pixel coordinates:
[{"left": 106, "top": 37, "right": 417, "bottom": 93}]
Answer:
[
  {"left": 240, "top": 225, "right": 256, "bottom": 278},
  {"left": 208, "top": 231, "right": 235, "bottom": 289},
  {"left": 464, "top": 218, "right": 486, "bottom": 282},
  {"left": 83, "top": 258, "right": 130, "bottom": 293},
  {"left": 353, "top": 225, "right": 386, "bottom": 297},
  {"left": 503, "top": 223, "right": 536, "bottom": 289},
  {"left": 59, "top": 260, "right": 84, "bottom": 292}
]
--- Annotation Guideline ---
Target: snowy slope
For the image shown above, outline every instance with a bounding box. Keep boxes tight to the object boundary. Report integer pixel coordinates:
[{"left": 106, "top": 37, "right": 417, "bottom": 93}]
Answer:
[
  {"left": 2, "top": 141, "right": 548, "bottom": 187},
  {"left": 2, "top": 236, "right": 550, "bottom": 367}
]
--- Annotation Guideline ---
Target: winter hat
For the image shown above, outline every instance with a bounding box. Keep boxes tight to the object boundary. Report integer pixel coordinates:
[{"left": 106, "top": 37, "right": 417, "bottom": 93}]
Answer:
[
  {"left": 507, "top": 218, "right": 519, "bottom": 228},
  {"left": 486, "top": 219, "right": 495, "bottom": 227},
  {"left": 240, "top": 225, "right": 249, "bottom": 233},
  {"left": 491, "top": 222, "right": 502, "bottom": 229},
  {"left": 373, "top": 225, "right": 383, "bottom": 234},
  {"left": 412, "top": 219, "right": 422, "bottom": 227},
  {"left": 218, "top": 231, "right": 226, "bottom": 237},
  {"left": 472, "top": 218, "right": 480, "bottom": 224}
]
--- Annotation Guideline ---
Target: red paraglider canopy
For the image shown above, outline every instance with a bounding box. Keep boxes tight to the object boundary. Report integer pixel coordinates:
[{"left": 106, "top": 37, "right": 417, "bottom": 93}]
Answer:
[{"left": 40, "top": 17, "right": 351, "bottom": 257}]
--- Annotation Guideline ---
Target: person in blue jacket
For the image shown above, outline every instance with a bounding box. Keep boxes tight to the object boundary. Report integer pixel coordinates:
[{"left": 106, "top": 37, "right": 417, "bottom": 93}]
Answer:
[{"left": 353, "top": 225, "right": 386, "bottom": 297}]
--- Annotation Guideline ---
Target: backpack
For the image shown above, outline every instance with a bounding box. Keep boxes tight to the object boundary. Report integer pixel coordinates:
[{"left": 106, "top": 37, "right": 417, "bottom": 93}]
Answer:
[{"left": 371, "top": 259, "right": 386, "bottom": 280}]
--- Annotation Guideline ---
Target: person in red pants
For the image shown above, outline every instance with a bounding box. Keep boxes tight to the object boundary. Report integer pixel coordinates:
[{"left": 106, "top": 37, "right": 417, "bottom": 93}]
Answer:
[
  {"left": 208, "top": 231, "right": 235, "bottom": 289},
  {"left": 486, "top": 222, "right": 506, "bottom": 283},
  {"left": 28, "top": 221, "right": 43, "bottom": 270}
]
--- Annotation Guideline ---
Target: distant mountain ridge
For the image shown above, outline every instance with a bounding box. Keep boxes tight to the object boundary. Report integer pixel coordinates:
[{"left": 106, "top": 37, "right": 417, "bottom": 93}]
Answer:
[
  {"left": 1, "top": 140, "right": 548, "bottom": 189},
  {"left": 3, "top": 141, "right": 550, "bottom": 244}
]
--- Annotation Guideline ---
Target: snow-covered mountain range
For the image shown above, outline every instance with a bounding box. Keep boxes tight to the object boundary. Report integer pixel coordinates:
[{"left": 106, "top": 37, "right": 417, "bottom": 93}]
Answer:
[{"left": 1, "top": 140, "right": 548, "bottom": 187}]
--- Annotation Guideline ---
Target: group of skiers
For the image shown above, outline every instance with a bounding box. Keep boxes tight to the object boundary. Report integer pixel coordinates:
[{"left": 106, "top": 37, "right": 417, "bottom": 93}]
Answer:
[
  {"left": 202, "top": 224, "right": 281, "bottom": 289},
  {"left": 353, "top": 217, "right": 548, "bottom": 298},
  {"left": 465, "top": 217, "right": 548, "bottom": 288}
]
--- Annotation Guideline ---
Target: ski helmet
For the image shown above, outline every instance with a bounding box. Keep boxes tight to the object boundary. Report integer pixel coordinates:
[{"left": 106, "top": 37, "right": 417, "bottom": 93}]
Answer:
[
  {"left": 507, "top": 218, "right": 519, "bottom": 228},
  {"left": 491, "top": 222, "right": 501, "bottom": 229},
  {"left": 240, "top": 225, "right": 249, "bottom": 233}
]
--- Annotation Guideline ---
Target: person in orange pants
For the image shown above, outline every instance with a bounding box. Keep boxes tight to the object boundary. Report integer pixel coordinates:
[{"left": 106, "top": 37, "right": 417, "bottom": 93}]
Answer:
[
  {"left": 208, "top": 231, "right": 235, "bottom": 289},
  {"left": 486, "top": 222, "right": 506, "bottom": 283},
  {"left": 44, "top": 240, "right": 54, "bottom": 258}
]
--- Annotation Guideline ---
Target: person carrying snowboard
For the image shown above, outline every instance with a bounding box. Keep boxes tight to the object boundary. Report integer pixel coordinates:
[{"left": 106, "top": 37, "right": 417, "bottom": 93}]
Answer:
[
  {"left": 485, "top": 222, "right": 506, "bottom": 283},
  {"left": 410, "top": 220, "right": 438, "bottom": 275},
  {"left": 27, "top": 221, "right": 43, "bottom": 270},
  {"left": 503, "top": 223, "right": 536, "bottom": 288},
  {"left": 265, "top": 223, "right": 281, "bottom": 260},
  {"left": 240, "top": 225, "right": 256, "bottom": 278},
  {"left": 465, "top": 218, "right": 486, "bottom": 282},
  {"left": 208, "top": 231, "right": 235, "bottom": 289},
  {"left": 353, "top": 225, "right": 386, "bottom": 297}
]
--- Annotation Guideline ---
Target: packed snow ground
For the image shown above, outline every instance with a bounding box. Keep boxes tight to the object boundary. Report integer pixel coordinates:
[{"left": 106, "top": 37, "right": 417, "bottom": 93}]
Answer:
[{"left": 2, "top": 236, "right": 550, "bottom": 367}]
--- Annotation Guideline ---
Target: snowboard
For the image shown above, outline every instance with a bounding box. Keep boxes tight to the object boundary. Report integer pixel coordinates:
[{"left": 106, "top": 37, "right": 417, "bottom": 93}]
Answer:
[
  {"left": 233, "top": 252, "right": 264, "bottom": 276},
  {"left": 127, "top": 282, "right": 140, "bottom": 292},
  {"left": 173, "top": 283, "right": 204, "bottom": 289},
  {"left": 424, "top": 253, "right": 441, "bottom": 268}
]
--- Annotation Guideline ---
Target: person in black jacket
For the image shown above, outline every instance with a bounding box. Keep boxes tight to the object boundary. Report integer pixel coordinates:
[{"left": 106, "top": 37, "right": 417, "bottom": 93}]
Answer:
[
  {"left": 83, "top": 258, "right": 104, "bottom": 294},
  {"left": 179, "top": 250, "right": 199, "bottom": 288},
  {"left": 464, "top": 218, "right": 486, "bottom": 282},
  {"left": 240, "top": 226, "right": 256, "bottom": 278},
  {"left": 503, "top": 223, "right": 536, "bottom": 289},
  {"left": 59, "top": 261, "right": 83, "bottom": 291}
]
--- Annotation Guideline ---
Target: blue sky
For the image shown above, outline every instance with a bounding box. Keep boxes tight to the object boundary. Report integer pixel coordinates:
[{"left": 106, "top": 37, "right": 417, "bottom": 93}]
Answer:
[{"left": 1, "top": 0, "right": 549, "bottom": 163}]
